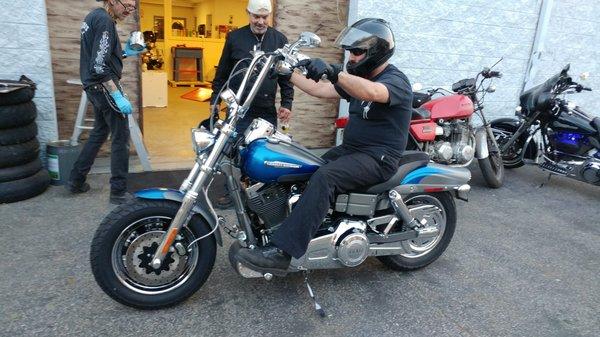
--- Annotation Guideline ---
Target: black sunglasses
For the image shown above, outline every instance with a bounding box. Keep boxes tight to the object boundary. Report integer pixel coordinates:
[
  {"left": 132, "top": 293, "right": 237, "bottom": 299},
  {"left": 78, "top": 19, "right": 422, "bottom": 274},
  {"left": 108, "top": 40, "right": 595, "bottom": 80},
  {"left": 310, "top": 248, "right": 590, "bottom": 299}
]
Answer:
[
  {"left": 116, "top": 0, "right": 137, "bottom": 11},
  {"left": 347, "top": 48, "right": 367, "bottom": 56}
]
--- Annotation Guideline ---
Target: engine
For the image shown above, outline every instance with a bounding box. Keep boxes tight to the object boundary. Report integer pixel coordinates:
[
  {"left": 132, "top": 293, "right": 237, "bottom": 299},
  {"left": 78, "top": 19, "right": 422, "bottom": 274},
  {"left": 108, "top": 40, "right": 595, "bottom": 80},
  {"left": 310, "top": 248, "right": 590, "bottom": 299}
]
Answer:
[
  {"left": 428, "top": 120, "right": 474, "bottom": 165},
  {"left": 245, "top": 182, "right": 290, "bottom": 229},
  {"left": 580, "top": 158, "right": 600, "bottom": 185}
]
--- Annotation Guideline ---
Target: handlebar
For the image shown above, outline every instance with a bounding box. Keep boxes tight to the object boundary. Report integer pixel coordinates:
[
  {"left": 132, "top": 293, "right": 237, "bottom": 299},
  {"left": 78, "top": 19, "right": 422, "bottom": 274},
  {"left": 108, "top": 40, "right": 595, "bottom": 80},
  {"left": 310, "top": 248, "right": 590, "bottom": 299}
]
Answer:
[{"left": 482, "top": 69, "right": 502, "bottom": 79}]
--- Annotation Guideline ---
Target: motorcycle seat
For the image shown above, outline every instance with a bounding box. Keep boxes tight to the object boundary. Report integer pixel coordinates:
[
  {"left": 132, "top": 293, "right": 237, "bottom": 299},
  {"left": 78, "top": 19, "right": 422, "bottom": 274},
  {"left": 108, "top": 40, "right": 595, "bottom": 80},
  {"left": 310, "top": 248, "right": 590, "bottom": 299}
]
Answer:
[
  {"left": 592, "top": 117, "right": 600, "bottom": 135},
  {"left": 361, "top": 151, "right": 430, "bottom": 194},
  {"left": 411, "top": 107, "right": 431, "bottom": 121}
]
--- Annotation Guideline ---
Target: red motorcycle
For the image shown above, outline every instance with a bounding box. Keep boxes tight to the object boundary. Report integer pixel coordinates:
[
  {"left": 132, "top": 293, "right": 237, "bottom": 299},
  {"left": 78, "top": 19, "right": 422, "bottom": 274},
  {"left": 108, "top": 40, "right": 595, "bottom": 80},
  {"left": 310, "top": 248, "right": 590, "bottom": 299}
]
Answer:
[{"left": 336, "top": 65, "right": 505, "bottom": 188}]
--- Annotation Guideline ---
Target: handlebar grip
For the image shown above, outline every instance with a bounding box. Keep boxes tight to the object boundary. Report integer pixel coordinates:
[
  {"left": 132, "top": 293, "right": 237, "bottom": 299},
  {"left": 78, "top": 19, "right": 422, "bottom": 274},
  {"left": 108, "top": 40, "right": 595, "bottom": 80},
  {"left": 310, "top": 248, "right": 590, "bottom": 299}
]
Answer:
[
  {"left": 489, "top": 71, "right": 502, "bottom": 78},
  {"left": 583, "top": 86, "right": 593, "bottom": 91}
]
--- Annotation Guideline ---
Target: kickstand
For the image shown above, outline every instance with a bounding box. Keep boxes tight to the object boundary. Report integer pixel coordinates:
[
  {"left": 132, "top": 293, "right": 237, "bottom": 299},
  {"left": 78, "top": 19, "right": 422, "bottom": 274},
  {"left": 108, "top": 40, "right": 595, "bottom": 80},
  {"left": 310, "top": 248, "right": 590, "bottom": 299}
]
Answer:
[
  {"left": 538, "top": 174, "right": 552, "bottom": 188},
  {"left": 304, "top": 271, "right": 328, "bottom": 318}
]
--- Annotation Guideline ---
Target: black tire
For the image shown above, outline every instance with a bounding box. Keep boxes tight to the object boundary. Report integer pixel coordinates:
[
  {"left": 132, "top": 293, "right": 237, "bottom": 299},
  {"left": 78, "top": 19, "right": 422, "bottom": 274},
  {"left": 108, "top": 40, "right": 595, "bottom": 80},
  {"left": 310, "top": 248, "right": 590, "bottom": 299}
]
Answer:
[
  {"left": 378, "top": 192, "right": 456, "bottom": 271},
  {"left": 0, "top": 101, "right": 37, "bottom": 129},
  {"left": 90, "top": 199, "right": 217, "bottom": 309},
  {"left": 0, "top": 169, "right": 50, "bottom": 204},
  {"left": 0, "top": 138, "right": 40, "bottom": 168},
  {"left": 0, "top": 85, "right": 35, "bottom": 106},
  {"left": 0, "top": 157, "right": 42, "bottom": 183},
  {"left": 478, "top": 135, "right": 504, "bottom": 188},
  {"left": 0, "top": 122, "right": 38, "bottom": 145},
  {"left": 491, "top": 120, "right": 526, "bottom": 169}
]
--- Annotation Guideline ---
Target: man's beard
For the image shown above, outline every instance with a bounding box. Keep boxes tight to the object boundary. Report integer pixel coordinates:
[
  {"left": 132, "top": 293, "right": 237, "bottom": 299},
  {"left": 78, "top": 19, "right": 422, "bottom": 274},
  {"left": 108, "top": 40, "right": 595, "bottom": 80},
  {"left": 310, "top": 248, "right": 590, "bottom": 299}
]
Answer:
[{"left": 250, "top": 24, "right": 267, "bottom": 34}]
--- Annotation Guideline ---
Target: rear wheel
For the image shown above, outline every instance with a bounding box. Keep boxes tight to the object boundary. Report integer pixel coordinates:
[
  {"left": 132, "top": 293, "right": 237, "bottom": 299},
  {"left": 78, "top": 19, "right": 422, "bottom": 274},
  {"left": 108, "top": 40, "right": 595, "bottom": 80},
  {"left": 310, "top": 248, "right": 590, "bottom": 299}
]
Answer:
[
  {"left": 377, "top": 192, "right": 456, "bottom": 271},
  {"left": 90, "top": 199, "right": 216, "bottom": 309}
]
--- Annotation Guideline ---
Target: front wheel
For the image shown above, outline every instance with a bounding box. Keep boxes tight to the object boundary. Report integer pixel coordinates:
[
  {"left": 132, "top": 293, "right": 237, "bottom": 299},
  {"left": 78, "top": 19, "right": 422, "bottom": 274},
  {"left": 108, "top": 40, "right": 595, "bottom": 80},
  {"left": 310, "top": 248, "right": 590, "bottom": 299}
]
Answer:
[
  {"left": 478, "top": 134, "right": 504, "bottom": 188},
  {"left": 90, "top": 199, "right": 216, "bottom": 309},
  {"left": 377, "top": 192, "right": 456, "bottom": 271},
  {"left": 491, "top": 121, "right": 526, "bottom": 169}
]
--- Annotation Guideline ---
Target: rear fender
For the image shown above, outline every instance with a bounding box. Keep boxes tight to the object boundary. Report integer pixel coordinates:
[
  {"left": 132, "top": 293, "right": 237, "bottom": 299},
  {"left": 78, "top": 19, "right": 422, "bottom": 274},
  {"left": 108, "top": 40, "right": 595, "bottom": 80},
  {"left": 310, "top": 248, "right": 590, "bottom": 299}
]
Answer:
[
  {"left": 397, "top": 163, "right": 472, "bottom": 200},
  {"left": 135, "top": 188, "right": 223, "bottom": 246}
]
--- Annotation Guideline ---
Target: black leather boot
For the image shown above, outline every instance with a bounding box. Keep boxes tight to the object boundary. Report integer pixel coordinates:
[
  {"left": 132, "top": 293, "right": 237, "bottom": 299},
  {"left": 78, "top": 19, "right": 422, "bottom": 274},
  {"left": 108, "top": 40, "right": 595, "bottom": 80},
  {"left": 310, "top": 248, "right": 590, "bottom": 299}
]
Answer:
[
  {"left": 237, "top": 245, "right": 291, "bottom": 271},
  {"left": 65, "top": 181, "right": 90, "bottom": 194}
]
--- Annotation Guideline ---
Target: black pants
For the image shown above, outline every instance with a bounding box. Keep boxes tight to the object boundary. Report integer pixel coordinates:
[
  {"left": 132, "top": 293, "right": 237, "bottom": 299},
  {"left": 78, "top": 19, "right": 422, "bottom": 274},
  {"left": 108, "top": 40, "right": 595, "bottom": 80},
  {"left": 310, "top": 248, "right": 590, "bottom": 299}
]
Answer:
[
  {"left": 271, "top": 145, "right": 398, "bottom": 259},
  {"left": 69, "top": 85, "right": 130, "bottom": 194}
]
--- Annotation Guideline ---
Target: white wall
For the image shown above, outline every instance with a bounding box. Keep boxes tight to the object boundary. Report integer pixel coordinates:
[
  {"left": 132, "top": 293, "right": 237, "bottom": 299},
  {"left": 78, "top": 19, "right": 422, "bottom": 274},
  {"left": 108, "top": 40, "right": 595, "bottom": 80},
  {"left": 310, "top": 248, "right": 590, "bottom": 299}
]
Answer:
[
  {"left": 0, "top": 0, "right": 58, "bottom": 155},
  {"left": 352, "top": 0, "right": 599, "bottom": 120}
]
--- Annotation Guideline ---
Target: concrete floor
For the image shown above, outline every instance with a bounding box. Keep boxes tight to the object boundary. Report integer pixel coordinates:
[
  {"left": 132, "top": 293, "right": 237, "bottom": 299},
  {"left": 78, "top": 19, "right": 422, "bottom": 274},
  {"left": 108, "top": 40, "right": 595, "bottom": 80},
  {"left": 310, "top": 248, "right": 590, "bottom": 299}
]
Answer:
[
  {"left": 0, "top": 164, "right": 598, "bottom": 336},
  {"left": 142, "top": 86, "right": 211, "bottom": 165}
]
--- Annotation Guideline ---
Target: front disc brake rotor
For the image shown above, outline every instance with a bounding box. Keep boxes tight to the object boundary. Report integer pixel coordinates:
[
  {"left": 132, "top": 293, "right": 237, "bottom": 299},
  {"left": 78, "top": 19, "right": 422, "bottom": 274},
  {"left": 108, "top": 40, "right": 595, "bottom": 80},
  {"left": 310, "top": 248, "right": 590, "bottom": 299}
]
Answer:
[{"left": 124, "top": 231, "right": 187, "bottom": 286}]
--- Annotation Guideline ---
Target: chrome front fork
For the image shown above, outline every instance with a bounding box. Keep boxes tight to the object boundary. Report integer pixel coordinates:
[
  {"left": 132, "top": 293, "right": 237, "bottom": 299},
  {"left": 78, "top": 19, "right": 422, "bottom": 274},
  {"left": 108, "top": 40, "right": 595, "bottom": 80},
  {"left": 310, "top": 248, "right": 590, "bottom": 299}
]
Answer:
[{"left": 150, "top": 123, "right": 235, "bottom": 269}]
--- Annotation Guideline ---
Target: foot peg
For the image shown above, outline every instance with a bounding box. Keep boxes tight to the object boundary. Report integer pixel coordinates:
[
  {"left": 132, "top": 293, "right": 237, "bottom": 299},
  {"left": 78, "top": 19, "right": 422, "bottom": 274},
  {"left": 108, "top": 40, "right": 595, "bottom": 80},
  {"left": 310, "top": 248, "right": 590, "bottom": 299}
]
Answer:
[{"left": 236, "top": 261, "right": 265, "bottom": 278}]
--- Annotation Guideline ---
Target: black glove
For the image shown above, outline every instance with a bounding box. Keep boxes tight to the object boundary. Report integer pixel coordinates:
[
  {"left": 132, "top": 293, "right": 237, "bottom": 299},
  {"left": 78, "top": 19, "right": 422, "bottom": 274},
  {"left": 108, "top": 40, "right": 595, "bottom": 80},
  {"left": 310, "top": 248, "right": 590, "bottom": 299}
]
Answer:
[{"left": 297, "top": 58, "right": 342, "bottom": 83}]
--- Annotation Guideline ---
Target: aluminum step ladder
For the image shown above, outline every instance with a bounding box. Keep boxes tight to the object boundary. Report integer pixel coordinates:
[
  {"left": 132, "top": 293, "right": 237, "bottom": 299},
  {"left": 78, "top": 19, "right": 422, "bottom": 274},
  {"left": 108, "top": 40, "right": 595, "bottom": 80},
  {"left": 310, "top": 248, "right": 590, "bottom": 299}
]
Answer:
[{"left": 67, "top": 79, "right": 152, "bottom": 171}]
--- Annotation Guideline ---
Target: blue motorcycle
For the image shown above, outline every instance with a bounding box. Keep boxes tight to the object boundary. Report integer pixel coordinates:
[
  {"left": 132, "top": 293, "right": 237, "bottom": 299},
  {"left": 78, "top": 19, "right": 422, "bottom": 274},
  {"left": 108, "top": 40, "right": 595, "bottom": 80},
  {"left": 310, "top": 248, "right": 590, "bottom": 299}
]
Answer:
[{"left": 90, "top": 32, "right": 472, "bottom": 309}]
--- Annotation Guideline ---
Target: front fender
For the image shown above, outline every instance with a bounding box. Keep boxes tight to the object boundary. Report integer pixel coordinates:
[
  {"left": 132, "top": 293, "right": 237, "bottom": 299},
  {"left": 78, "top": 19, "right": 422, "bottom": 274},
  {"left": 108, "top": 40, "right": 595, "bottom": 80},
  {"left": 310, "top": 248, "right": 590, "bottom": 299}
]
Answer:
[
  {"left": 475, "top": 127, "right": 489, "bottom": 159},
  {"left": 135, "top": 188, "right": 223, "bottom": 246}
]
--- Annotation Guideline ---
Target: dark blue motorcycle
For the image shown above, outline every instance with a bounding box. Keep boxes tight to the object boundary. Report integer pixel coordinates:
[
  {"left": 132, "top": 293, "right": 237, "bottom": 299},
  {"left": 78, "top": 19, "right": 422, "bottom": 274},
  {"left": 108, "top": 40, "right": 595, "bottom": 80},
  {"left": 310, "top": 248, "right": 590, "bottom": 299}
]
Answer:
[
  {"left": 491, "top": 64, "right": 600, "bottom": 186},
  {"left": 90, "top": 32, "right": 472, "bottom": 309}
]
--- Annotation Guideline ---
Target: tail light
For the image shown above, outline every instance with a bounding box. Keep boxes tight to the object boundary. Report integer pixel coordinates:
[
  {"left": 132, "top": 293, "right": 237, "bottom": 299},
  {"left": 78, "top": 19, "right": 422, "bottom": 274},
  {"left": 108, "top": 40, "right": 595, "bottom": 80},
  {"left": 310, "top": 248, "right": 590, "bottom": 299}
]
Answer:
[{"left": 335, "top": 116, "right": 348, "bottom": 128}]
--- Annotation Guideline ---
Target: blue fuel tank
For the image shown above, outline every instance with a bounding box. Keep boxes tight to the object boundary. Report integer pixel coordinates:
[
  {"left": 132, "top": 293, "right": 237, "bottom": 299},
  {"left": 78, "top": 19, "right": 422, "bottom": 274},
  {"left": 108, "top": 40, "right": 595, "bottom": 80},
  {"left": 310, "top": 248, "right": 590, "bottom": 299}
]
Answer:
[{"left": 241, "top": 138, "right": 325, "bottom": 183}]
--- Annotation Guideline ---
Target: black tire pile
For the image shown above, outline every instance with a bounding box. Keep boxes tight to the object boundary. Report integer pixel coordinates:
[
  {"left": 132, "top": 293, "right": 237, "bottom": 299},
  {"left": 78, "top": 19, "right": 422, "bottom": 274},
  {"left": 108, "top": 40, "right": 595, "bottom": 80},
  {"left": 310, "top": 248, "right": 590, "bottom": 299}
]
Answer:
[{"left": 0, "top": 76, "right": 50, "bottom": 204}]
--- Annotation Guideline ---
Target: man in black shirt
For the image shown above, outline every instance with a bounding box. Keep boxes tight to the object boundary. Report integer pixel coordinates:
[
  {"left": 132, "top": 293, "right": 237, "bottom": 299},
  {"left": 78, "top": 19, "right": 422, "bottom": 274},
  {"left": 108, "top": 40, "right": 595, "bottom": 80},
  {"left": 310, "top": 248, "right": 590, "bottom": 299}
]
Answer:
[
  {"left": 237, "top": 18, "right": 413, "bottom": 271},
  {"left": 66, "top": 0, "right": 144, "bottom": 205},
  {"left": 211, "top": 0, "right": 294, "bottom": 208},
  {"left": 210, "top": 0, "right": 294, "bottom": 131}
]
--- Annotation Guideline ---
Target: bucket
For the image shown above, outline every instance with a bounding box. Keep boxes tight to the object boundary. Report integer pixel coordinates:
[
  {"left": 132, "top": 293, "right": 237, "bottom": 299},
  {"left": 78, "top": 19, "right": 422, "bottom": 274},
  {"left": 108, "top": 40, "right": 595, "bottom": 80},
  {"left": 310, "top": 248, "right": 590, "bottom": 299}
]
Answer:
[{"left": 46, "top": 141, "right": 82, "bottom": 186}]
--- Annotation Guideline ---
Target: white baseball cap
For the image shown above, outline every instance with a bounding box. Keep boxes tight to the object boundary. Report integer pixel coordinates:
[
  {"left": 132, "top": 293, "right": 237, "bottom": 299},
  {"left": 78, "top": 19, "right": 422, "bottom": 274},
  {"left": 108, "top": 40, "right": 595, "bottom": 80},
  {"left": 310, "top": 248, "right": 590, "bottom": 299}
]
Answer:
[{"left": 247, "top": 0, "right": 272, "bottom": 14}]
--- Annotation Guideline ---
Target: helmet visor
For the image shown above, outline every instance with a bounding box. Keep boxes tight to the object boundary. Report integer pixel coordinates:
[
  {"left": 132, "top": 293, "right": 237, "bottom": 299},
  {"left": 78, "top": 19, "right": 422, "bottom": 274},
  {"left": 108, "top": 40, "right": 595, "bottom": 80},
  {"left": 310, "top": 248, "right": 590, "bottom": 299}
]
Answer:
[{"left": 334, "top": 26, "right": 394, "bottom": 50}]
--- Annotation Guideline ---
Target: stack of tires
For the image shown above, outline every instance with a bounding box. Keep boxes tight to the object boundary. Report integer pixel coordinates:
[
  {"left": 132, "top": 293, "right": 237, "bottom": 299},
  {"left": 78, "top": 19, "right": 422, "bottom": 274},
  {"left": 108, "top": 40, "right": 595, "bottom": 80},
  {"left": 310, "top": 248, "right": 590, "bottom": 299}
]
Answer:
[{"left": 0, "top": 76, "right": 50, "bottom": 204}]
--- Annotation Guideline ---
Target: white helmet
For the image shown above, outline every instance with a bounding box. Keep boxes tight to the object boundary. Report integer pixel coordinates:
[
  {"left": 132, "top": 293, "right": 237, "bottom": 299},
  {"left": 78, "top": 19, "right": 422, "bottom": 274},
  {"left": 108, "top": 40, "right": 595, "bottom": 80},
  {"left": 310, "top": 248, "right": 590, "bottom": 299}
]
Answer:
[{"left": 247, "top": 0, "right": 272, "bottom": 14}]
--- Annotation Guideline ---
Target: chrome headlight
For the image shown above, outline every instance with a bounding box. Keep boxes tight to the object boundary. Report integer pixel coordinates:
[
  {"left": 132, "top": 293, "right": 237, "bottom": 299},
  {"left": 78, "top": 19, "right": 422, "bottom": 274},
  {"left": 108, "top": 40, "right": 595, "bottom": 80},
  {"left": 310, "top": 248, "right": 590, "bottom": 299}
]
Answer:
[{"left": 191, "top": 128, "right": 215, "bottom": 154}]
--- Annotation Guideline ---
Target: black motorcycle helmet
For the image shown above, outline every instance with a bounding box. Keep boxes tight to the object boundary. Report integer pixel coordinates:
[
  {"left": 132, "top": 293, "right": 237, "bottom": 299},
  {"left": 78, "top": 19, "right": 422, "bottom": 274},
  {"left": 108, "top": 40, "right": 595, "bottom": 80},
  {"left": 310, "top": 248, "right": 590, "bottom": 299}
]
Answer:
[{"left": 335, "top": 18, "right": 395, "bottom": 77}]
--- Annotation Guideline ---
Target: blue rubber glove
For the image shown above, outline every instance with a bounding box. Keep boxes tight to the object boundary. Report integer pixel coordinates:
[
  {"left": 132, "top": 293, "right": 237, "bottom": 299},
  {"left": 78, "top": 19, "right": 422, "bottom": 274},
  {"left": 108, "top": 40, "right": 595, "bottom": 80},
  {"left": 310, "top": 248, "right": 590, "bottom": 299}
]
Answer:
[
  {"left": 110, "top": 91, "right": 132, "bottom": 114},
  {"left": 123, "top": 38, "right": 146, "bottom": 57}
]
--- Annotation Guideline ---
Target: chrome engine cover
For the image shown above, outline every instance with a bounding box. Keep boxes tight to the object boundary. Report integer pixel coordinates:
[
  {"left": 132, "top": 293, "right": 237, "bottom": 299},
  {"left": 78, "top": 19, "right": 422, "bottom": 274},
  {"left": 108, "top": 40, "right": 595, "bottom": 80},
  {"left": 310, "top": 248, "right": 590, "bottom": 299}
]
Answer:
[
  {"left": 455, "top": 144, "right": 474, "bottom": 163},
  {"left": 289, "top": 219, "right": 367, "bottom": 270},
  {"left": 430, "top": 120, "right": 474, "bottom": 165},
  {"left": 434, "top": 141, "right": 453, "bottom": 162},
  {"left": 337, "top": 232, "right": 369, "bottom": 267},
  {"left": 581, "top": 159, "right": 600, "bottom": 185}
]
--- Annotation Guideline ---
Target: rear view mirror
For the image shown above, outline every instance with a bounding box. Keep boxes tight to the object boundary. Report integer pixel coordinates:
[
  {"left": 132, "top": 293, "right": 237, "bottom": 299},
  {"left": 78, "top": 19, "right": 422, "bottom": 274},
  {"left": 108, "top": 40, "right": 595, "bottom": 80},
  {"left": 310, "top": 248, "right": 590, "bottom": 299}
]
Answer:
[
  {"left": 412, "top": 83, "right": 423, "bottom": 91},
  {"left": 292, "top": 32, "right": 322, "bottom": 49},
  {"left": 580, "top": 72, "right": 590, "bottom": 81}
]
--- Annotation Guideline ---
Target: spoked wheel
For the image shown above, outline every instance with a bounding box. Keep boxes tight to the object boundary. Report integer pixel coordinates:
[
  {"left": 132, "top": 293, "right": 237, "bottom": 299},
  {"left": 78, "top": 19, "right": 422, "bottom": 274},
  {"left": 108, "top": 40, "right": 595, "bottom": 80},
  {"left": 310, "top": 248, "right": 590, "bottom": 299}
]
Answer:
[
  {"left": 479, "top": 135, "right": 505, "bottom": 188},
  {"left": 377, "top": 192, "right": 456, "bottom": 271},
  {"left": 492, "top": 125, "right": 525, "bottom": 169},
  {"left": 90, "top": 199, "right": 216, "bottom": 309}
]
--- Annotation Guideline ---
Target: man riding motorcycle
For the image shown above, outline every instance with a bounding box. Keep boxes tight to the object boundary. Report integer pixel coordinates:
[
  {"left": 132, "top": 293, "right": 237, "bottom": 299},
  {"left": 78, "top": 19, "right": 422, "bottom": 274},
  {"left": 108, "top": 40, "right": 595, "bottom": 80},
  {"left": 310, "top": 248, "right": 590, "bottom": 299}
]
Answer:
[{"left": 237, "top": 18, "right": 414, "bottom": 272}]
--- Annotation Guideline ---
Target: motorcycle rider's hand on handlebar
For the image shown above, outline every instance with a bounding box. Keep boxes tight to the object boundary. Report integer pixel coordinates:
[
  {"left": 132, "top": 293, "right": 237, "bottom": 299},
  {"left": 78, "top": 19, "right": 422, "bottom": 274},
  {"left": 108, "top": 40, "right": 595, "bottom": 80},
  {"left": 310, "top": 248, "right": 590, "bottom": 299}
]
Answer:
[{"left": 296, "top": 58, "right": 342, "bottom": 84}]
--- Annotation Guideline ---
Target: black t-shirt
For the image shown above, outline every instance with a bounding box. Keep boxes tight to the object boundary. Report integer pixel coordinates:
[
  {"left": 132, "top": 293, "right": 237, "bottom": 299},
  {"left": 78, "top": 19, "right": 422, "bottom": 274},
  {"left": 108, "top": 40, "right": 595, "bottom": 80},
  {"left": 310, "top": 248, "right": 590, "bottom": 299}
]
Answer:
[
  {"left": 80, "top": 8, "right": 123, "bottom": 89},
  {"left": 210, "top": 26, "right": 294, "bottom": 110},
  {"left": 335, "top": 64, "right": 413, "bottom": 163}
]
